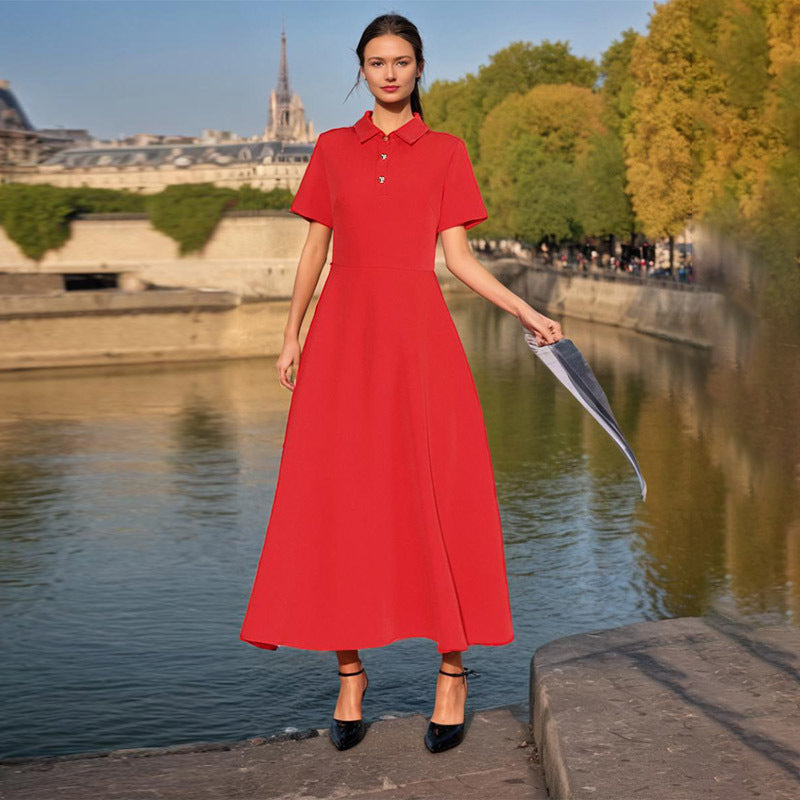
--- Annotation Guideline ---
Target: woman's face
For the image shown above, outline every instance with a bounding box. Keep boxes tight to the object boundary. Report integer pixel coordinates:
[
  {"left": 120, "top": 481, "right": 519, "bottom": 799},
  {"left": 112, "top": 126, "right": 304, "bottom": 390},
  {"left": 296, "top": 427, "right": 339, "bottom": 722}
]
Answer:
[{"left": 361, "top": 34, "right": 422, "bottom": 106}]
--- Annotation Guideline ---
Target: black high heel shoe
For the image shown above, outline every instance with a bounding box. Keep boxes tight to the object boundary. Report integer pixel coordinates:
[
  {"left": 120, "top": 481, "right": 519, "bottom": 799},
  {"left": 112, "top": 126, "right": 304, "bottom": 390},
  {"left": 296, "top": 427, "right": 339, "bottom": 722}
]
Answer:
[
  {"left": 329, "top": 664, "right": 369, "bottom": 751},
  {"left": 424, "top": 666, "right": 480, "bottom": 753}
]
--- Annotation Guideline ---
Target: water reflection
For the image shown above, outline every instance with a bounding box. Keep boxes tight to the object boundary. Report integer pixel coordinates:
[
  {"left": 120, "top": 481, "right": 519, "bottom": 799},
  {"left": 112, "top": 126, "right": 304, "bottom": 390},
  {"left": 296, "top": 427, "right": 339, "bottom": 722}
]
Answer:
[
  {"left": 169, "top": 398, "right": 240, "bottom": 525},
  {"left": 461, "top": 288, "right": 800, "bottom": 619},
  {"left": 0, "top": 420, "right": 73, "bottom": 597},
  {"left": 452, "top": 288, "right": 798, "bottom": 623},
  {"left": 0, "top": 290, "right": 797, "bottom": 759}
]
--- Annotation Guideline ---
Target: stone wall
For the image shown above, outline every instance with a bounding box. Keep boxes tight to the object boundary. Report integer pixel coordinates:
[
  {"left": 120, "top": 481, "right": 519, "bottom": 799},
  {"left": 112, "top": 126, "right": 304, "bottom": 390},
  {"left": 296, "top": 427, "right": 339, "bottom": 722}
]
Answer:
[
  {"left": 0, "top": 211, "right": 460, "bottom": 297},
  {"left": 0, "top": 289, "right": 297, "bottom": 371},
  {"left": 0, "top": 212, "right": 311, "bottom": 298},
  {"left": 0, "top": 211, "right": 475, "bottom": 371},
  {"left": 0, "top": 213, "right": 731, "bottom": 370},
  {"left": 501, "top": 262, "right": 728, "bottom": 349}
]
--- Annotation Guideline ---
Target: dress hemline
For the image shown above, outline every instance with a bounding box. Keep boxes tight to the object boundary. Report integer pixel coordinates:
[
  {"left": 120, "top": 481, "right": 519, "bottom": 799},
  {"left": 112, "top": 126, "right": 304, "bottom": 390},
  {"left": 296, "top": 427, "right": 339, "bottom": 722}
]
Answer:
[{"left": 239, "top": 630, "right": 514, "bottom": 654}]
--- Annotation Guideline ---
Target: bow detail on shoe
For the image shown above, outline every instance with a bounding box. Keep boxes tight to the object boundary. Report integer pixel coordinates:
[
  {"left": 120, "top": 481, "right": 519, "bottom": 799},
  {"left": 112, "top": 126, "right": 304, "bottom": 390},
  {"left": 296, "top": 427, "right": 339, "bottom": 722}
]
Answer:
[{"left": 462, "top": 667, "right": 481, "bottom": 678}]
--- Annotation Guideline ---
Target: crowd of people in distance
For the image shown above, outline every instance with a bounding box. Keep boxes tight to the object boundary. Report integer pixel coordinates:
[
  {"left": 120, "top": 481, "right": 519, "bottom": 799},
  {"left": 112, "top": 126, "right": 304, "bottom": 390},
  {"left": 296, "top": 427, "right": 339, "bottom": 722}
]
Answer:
[
  {"left": 470, "top": 238, "right": 696, "bottom": 285},
  {"left": 540, "top": 241, "right": 695, "bottom": 284}
]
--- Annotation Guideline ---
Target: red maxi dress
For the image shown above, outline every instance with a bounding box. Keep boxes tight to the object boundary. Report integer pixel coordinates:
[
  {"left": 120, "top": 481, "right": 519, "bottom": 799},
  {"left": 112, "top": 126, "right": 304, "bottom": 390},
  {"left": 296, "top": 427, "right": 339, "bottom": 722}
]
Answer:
[{"left": 239, "top": 109, "right": 514, "bottom": 654}]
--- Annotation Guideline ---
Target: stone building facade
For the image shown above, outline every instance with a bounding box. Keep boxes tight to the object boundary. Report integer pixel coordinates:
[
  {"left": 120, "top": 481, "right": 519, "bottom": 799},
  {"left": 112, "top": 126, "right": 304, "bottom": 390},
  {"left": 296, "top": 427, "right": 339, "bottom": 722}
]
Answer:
[
  {"left": 0, "top": 79, "right": 86, "bottom": 171},
  {"left": 0, "top": 26, "right": 316, "bottom": 194}
]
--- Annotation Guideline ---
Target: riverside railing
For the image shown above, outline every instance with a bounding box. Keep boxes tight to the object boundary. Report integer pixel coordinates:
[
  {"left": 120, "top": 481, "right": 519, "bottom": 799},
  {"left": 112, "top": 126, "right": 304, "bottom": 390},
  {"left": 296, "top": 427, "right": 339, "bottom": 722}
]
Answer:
[{"left": 507, "top": 254, "right": 704, "bottom": 293}]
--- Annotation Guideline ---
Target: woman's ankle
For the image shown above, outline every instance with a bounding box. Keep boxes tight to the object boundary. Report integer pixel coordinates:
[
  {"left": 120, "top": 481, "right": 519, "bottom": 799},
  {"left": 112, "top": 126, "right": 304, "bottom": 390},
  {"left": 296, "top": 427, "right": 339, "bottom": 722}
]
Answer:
[
  {"left": 336, "top": 650, "right": 362, "bottom": 671},
  {"left": 440, "top": 659, "right": 463, "bottom": 674}
]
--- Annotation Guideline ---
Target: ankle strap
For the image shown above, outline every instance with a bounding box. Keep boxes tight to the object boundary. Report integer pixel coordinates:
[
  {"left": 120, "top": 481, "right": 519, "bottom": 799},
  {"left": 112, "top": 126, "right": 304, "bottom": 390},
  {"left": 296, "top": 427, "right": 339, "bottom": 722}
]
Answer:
[
  {"left": 338, "top": 666, "right": 365, "bottom": 677},
  {"left": 439, "top": 667, "right": 481, "bottom": 678}
]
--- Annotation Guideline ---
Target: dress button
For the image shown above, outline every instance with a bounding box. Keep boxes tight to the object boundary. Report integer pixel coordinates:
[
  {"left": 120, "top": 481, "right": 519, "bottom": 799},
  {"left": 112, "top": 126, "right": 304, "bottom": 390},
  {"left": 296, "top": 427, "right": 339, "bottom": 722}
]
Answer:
[
  {"left": 382, "top": 135, "right": 389, "bottom": 141},
  {"left": 378, "top": 175, "right": 386, "bottom": 183},
  {"left": 379, "top": 152, "right": 387, "bottom": 159}
]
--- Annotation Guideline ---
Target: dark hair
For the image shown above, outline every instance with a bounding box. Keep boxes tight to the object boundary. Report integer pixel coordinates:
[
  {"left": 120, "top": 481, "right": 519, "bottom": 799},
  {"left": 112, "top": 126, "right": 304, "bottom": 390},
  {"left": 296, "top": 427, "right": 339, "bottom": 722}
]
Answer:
[{"left": 347, "top": 13, "right": 425, "bottom": 119}]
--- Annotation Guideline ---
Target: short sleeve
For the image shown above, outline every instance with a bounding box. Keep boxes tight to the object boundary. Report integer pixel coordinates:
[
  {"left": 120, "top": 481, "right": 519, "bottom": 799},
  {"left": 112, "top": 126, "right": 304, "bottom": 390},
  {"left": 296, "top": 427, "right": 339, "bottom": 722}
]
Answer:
[
  {"left": 290, "top": 134, "right": 333, "bottom": 229},
  {"left": 437, "top": 138, "right": 488, "bottom": 233}
]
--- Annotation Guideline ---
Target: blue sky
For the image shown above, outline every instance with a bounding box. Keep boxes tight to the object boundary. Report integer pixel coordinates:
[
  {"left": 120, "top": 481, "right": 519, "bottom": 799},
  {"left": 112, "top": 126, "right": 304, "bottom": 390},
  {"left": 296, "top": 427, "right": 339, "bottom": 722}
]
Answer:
[{"left": 2, "top": 0, "right": 655, "bottom": 140}]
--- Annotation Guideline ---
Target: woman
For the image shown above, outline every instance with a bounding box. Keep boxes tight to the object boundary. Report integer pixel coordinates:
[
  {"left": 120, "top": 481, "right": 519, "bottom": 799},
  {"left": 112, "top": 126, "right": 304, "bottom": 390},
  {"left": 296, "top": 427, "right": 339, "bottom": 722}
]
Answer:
[{"left": 239, "top": 13, "right": 563, "bottom": 754}]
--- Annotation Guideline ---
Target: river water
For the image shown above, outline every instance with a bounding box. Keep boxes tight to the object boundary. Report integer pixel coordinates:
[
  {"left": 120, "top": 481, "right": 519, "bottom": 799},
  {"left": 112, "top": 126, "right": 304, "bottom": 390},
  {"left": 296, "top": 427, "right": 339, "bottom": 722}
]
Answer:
[{"left": 0, "top": 289, "right": 797, "bottom": 759}]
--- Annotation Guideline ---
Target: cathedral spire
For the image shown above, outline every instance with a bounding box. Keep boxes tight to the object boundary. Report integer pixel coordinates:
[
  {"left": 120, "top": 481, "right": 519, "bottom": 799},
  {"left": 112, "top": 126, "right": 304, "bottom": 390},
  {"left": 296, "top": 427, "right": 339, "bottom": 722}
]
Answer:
[
  {"left": 276, "top": 19, "right": 291, "bottom": 102},
  {"left": 264, "top": 23, "right": 314, "bottom": 143}
]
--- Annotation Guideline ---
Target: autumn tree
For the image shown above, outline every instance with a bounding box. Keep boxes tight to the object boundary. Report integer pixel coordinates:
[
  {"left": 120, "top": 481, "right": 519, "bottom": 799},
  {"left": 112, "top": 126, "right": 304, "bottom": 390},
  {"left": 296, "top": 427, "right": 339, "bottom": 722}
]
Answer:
[
  {"left": 478, "top": 84, "right": 605, "bottom": 241},
  {"left": 422, "top": 40, "right": 597, "bottom": 157},
  {"left": 692, "top": 0, "right": 774, "bottom": 223},
  {"left": 624, "top": 0, "right": 698, "bottom": 240},
  {"left": 598, "top": 28, "right": 640, "bottom": 137},
  {"left": 576, "top": 132, "right": 636, "bottom": 242},
  {"left": 575, "top": 28, "right": 641, "bottom": 243},
  {"left": 752, "top": 0, "right": 800, "bottom": 312}
]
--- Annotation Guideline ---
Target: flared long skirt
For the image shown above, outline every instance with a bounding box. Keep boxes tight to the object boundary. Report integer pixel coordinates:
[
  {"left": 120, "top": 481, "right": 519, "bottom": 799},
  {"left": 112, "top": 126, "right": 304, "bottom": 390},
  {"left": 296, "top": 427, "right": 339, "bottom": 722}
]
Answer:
[{"left": 239, "top": 263, "right": 514, "bottom": 653}]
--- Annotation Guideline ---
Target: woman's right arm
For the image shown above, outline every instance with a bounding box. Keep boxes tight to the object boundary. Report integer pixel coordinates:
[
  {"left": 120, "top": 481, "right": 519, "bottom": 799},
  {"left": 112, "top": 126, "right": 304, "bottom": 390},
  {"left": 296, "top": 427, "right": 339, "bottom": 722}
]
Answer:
[{"left": 277, "top": 221, "right": 332, "bottom": 391}]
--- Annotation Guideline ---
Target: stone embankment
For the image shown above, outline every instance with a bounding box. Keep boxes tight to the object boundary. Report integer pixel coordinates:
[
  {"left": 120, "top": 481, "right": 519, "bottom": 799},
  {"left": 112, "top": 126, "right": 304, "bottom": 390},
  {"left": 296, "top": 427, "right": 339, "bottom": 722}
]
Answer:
[
  {"left": 2, "top": 615, "right": 797, "bottom": 799},
  {"left": 492, "top": 257, "right": 728, "bottom": 350},
  {"left": 0, "top": 256, "right": 728, "bottom": 371}
]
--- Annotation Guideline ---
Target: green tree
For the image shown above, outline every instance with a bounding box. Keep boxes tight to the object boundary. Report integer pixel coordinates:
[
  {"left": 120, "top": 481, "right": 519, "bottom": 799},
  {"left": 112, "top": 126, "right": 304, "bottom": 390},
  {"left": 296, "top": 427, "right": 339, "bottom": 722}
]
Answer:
[
  {"left": 146, "top": 183, "right": 238, "bottom": 255},
  {"left": 478, "top": 84, "right": 605, "bottom": 240},
  {"left": 624, "top": 0, "right": 698, "bottom": 238},
  {"left": 476, "top": 39, "right": 597, "bottom": 110},
  {"left": 0, "top": 181, "right": 296, "bottom": 260},
  {"left": 235, "top": 183, "right": 294, "bottom": 210},
  {"left": 421, "top": 74, "right": 485, "bottom": 156},
  {"left": 513, "top": 140, "right": 582, "bottom": 242},
  {"left": 748, "top": 0, "right": 800, "bottom": 319},
  {"left": 422, "top": 40, "right": 598, "bottom": 158},
  {"left": 576, "top": 131, "right": 636, "bottom": 240},
  {"left": 66, "top": 186, "right": 147, "bottom": 214},
  {"left": 598, "top": 28, "right": 640, "bottom": 137},
  {"left": 0, "top": 184, "right": 74, "bottom": 261}
]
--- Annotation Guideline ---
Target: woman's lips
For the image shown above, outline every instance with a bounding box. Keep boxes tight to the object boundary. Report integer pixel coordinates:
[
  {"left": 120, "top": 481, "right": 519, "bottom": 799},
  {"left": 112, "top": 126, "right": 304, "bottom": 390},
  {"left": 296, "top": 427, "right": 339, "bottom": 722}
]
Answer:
[{"left": 382, "top": 86, "right": 399, "bottom": 92}]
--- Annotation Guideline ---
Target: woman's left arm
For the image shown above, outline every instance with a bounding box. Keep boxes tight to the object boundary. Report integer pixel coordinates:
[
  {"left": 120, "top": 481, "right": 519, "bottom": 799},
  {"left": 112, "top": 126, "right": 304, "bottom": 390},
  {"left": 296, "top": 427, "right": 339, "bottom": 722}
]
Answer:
[{"left": 440, "top": 226, "right": 563, "bottom": 346}]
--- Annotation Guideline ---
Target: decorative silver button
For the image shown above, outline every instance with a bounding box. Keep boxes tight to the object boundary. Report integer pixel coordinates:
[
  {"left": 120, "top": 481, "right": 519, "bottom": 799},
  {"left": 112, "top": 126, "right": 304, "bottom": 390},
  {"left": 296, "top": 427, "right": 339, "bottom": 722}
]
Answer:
[
  {"left": 382, "top": 135, "right": 389, "bottom": 141},
  {"left": 378, "top": 175, "right": 386, "bottom": 183},
  {"left": 379, "top": 152, "right": 387, "bottom": 159}
]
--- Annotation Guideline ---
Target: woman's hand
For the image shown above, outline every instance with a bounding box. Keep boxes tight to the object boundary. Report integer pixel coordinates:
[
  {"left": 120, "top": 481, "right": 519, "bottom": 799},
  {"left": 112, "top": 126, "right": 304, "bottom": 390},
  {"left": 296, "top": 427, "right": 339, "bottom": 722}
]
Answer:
[
  {"left": 518, "top": 304, "right": 563, "bottom": 346},
  {"left": 277, "top": 337, "right": 301, "bottom": 391}
]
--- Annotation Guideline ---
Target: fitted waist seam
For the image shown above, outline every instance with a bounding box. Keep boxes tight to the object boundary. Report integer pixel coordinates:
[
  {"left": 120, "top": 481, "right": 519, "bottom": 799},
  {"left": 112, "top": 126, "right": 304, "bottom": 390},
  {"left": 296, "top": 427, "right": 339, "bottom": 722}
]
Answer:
[{"left": 330, "top": 261, "right": 434, "bottom": 273}]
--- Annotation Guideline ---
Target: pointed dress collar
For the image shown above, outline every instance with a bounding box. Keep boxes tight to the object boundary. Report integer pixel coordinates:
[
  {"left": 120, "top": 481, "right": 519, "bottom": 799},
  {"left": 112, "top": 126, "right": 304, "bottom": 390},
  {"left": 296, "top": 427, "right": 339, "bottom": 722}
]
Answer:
[{"left": 353, "top": 109, "right": 428, "bottom": 144}]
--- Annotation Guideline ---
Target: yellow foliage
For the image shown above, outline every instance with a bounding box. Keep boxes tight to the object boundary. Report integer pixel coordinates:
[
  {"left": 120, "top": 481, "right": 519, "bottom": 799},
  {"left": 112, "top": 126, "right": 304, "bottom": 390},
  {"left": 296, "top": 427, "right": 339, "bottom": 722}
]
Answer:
[
  {"left": 624, "top": 0, "right": 792, "bottom": 234},
  {"left": 624, "top": 0, "right": 699, "bottom": 236},
  {"left": 767, "top": 0, "right": 800, "bottom": 78},
  {"left": 477, "top": 84, "right": 605, "bottom": 236},
  {"left": 480, "top": 83, "right": 605, "bottom": 165}
]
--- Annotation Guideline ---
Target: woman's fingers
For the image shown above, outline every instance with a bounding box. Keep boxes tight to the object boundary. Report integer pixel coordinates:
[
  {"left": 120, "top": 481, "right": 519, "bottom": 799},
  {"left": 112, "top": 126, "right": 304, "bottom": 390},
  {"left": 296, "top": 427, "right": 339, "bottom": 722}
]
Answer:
[
  {"left": 276, "top": 358, "right": 296, "bottom": 391},
  {"left": 531, "top": 315, "right": 563, "bottom": 345},
  {"left": 543, "top": 317, "right": 563, "bottom": 344}
]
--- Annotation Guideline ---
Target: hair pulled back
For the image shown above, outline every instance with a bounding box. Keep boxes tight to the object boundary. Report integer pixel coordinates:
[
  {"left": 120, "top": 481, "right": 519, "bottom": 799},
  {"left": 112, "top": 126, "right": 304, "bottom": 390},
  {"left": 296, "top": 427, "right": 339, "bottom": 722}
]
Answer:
[{"left": 348, "top": 13, "right": 425, "bottom": 119}]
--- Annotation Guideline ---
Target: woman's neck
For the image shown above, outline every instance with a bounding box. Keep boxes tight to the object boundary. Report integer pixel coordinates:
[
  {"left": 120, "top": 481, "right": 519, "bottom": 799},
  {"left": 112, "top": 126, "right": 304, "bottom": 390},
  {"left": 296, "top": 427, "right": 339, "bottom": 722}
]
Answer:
[{"left": 371, "top": 104, "right": 414, "bottom": 136}]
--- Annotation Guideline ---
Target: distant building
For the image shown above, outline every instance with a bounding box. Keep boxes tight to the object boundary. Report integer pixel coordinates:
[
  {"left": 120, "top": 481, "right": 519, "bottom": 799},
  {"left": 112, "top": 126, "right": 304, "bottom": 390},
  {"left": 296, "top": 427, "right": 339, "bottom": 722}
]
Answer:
[
  {"left": 0, "top": 79, "right": 88, "bottom": 170},
  {"left": 0, "top": 25, "right": 316, "bottom": 194},
  {"left": 264, "top": 24, "right": 315, "bottom": 143}
]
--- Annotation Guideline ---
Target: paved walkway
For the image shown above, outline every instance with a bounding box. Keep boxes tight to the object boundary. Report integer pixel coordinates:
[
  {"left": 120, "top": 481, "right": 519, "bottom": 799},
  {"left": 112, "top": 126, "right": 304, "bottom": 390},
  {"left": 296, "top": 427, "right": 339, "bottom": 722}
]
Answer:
[
  {"left": 0, "top": 704, "right": 546, "bottom": 800},
  {"left": 3, "top": 615, "right": 798, "bottom": 799},
  {"left": 533, "top": 614, "right": 800, "bottom": 799}
]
